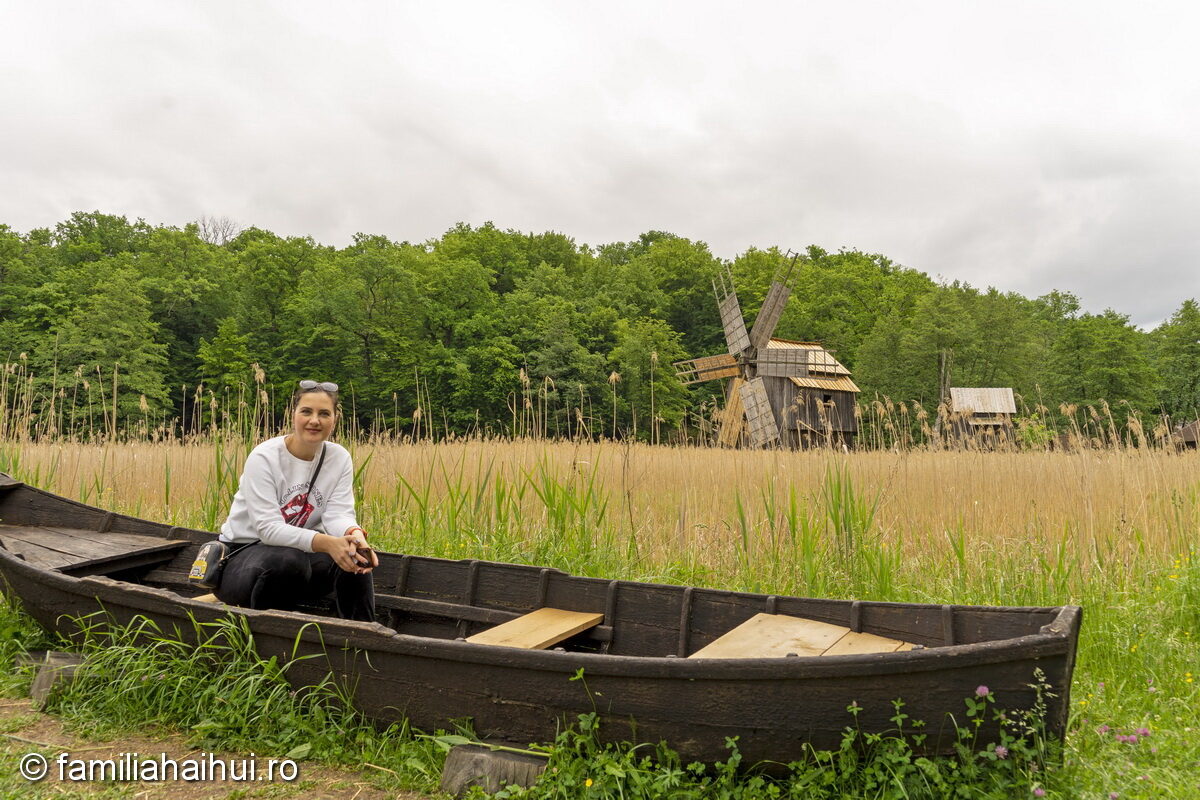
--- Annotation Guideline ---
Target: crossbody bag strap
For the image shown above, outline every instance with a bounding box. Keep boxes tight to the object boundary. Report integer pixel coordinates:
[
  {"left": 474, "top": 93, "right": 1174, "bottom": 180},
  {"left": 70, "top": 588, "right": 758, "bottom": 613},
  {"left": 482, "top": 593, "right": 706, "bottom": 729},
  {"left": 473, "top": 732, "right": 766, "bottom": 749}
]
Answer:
[{"left": 308, "top": 442, "right": 328, "bottom": 489}]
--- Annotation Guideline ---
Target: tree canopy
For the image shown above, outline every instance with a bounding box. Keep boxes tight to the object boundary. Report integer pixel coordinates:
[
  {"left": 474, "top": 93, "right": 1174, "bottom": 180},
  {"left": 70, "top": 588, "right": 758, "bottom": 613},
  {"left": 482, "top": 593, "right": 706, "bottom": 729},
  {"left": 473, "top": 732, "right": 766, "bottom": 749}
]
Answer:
[{"left": 1, "top": 213, "right": 1193, "bottom": 440}]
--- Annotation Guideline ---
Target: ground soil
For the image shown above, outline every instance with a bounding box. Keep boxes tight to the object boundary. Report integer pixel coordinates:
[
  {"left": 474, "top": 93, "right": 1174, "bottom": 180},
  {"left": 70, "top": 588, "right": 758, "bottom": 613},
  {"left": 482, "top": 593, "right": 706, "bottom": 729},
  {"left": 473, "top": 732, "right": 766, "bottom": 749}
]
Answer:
[{"left": 0, "top": 700, "right": 435, "bottom": 800}]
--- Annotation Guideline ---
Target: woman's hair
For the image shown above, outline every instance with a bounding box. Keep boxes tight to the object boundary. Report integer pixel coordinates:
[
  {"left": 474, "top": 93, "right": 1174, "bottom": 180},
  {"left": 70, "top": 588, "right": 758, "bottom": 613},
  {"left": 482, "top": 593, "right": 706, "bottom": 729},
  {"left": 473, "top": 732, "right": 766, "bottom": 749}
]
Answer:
[{"left": 290, "top": 382, "right": 340, "bottom": 412}]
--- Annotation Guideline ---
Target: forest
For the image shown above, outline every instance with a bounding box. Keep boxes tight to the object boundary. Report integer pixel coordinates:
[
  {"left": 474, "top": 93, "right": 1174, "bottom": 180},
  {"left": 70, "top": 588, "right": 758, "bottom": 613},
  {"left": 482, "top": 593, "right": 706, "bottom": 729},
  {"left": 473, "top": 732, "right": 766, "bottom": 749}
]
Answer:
[{"left": 1, "top": 211, "right": 1198, "bottom": 441}]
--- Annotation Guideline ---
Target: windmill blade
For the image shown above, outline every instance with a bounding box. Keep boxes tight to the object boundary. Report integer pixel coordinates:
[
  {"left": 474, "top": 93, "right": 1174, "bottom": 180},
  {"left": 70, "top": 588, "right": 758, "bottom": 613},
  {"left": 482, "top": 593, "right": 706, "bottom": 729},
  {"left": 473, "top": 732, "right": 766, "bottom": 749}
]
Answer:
[
  {"left": 714, "top": 268, "right": 751, "bottom": 355},
  {"left": 748, "top": 281, "right": 791, "bottom": 350},
  {"left": 738, "top": 377, "right": 781, "bottom": 448},
  {"left": 748, "top": 252, "right": 800, "bottom": 351},
  {"left": 755, "top": 346, "right": 808, "bottom": 378},
  {"left": 716, "top": 377, "right": 747, "bottom": 447},
  {"left": 674, "top": 353, "right": 740, "bottom": 385}
]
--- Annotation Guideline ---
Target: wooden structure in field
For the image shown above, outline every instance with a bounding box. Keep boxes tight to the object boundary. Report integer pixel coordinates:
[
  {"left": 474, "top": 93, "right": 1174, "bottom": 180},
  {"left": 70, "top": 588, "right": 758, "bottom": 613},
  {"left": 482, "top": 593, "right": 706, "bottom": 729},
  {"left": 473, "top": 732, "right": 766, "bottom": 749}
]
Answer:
[
  {"left": 948, "top": 388, "right": 1016, "bottom": 430},
  {"left": 1173, "top": 419, "right": 1200, "bottom": 450},
  {"left": 673, "top": 254, "right": 861, "bottom": 448},
  {"left": 944, "top": 387, "right": 1016, "bottom": 445}
]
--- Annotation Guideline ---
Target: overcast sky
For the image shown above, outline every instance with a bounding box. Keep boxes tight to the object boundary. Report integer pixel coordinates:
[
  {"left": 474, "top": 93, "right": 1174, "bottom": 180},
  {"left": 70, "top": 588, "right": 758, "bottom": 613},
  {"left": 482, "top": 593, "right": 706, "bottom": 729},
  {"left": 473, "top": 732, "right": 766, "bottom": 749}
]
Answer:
[{"left": 3, "top": 2, "right": 1198, "bottom": 327}]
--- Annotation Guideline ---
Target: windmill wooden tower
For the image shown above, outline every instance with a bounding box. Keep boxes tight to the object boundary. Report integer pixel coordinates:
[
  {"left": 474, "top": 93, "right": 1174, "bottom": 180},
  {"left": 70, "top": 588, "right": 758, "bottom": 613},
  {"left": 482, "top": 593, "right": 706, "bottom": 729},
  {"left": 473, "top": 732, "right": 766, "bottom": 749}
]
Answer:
[{"left": 674, "top": 253, "right": 861, "bottom": 448}]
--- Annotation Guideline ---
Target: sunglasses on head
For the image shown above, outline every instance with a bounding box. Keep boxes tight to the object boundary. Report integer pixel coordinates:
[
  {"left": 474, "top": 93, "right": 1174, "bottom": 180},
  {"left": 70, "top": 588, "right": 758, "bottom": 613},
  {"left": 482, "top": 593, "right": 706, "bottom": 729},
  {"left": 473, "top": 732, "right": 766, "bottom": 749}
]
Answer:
[{"left": 299, "top": 380, "right": 339, "bottom": 392}]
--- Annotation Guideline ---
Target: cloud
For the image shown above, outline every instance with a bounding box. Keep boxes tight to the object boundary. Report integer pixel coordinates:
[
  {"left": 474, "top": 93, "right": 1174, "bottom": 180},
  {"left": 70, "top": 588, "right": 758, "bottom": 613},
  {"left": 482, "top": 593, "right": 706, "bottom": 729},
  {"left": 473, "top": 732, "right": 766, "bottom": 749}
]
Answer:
[{"left": 2, "top": 1, "right": 1198, "bottom": 326}]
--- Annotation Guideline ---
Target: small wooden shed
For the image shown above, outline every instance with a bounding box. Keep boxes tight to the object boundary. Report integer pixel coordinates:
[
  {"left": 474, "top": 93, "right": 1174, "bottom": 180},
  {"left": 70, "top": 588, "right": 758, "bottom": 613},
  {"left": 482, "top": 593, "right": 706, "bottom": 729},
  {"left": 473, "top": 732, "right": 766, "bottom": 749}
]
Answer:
[
  {"left": 1174, "top": 420, "right": 1200, "bottom": 449},
  {"left": 947, "top": 387, "right": 1016, "bottom": 443}
]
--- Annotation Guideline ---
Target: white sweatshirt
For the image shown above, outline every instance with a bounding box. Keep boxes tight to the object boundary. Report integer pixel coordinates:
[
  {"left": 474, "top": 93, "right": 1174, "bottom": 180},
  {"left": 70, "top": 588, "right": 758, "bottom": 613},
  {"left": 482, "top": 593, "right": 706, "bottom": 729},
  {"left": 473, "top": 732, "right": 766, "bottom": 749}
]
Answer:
[{"left": 219, "top": 436, "right": 359, "bottom": 551}]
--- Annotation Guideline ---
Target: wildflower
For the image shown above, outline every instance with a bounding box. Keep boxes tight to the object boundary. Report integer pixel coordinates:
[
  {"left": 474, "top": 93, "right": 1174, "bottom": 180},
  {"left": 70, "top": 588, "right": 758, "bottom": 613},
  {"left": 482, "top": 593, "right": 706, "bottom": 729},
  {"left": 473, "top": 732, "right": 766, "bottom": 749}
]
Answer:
[
  {"left": 1033, "top": 788, "right": 1045, "bottom": 797},
  {"left": 1097, "top": 682, "right": 1105, "bottom": 690},
  {"left": 1097, "top": 725, "right": 1110, "bottom": 734},
  {"left": 1136, "top": 727, "right": 1150, "bottom": 736},
  {"left": 975, "top": 685, "right": 990, "bottom": 697},
  {"left": 1150, "top": 746, "right": 1158, "bottom": 754},
  {"left": 1109, "top": 793, "right": 1119, "bottom": 799},
  {"left": 585, "top": 778, "right": 593, "bottom": 787},
  {"left": 994, "top": 745, "right": 1009, "bottom": 759}
]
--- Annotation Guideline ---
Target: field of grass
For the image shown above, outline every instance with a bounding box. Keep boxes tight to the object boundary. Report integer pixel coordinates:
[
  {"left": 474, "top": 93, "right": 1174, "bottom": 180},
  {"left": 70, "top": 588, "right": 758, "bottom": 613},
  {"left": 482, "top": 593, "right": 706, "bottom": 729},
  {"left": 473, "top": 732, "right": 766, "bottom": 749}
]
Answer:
[{"left": 2, "top": 439, "right": 1198, "bottom": 798}]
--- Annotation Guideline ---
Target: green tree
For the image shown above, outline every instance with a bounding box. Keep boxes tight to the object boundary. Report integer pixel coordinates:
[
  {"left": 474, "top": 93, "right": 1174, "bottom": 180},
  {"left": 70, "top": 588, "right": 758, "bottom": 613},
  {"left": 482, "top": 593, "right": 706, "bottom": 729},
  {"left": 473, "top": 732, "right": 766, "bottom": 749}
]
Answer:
[
  {"left": 1151, "top": 299, "right": 1200, "bottom": 418},
  {"left": 608, "top": 318, "right": 689, "bottom": 441},
  {"left": 53, "top": 269, "right": 170, "bottom": 424},
  {"left": 197, "top": 317, "right": 254, "bottom": 392}
]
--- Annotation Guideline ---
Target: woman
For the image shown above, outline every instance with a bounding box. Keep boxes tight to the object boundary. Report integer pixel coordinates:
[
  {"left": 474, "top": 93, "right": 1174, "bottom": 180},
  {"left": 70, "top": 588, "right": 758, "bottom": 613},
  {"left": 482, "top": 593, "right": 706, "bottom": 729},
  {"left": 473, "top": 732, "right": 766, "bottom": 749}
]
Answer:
[{"left": 215, "top": 380, "right": 377, "bottom": 621}]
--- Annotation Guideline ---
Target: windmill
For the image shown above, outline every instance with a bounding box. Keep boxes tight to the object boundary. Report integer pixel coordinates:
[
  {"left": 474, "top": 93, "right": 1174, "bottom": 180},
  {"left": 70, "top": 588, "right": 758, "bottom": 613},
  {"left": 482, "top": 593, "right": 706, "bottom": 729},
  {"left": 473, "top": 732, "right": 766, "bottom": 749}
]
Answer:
[{"left": 674, "top": 251, "right": 860, "bottom": 448}]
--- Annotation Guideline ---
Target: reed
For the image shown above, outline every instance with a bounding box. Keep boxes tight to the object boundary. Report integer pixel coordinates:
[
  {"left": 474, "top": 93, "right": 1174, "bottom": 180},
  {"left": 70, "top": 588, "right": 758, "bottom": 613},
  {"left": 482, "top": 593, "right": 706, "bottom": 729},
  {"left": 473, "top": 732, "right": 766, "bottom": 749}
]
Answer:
[{"left": 4, "top": 361, "right": 1187, "bottom": 452}]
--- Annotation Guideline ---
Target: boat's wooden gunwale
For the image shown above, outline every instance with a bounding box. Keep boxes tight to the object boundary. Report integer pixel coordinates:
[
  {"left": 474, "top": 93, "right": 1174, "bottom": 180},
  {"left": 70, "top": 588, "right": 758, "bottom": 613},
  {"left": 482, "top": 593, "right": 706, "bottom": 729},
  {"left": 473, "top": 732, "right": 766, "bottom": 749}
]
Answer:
[{"left": 29, "top": 565, "right": 1075, "bottom": 681}]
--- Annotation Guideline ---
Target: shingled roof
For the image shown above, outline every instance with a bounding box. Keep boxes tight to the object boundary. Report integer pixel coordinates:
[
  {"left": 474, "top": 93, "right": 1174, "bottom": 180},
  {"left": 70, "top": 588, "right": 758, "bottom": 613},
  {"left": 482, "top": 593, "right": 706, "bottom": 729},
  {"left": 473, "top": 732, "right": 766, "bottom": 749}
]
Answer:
[{"left": 949, "top": 388, "right": 1016, "bottom": 415}]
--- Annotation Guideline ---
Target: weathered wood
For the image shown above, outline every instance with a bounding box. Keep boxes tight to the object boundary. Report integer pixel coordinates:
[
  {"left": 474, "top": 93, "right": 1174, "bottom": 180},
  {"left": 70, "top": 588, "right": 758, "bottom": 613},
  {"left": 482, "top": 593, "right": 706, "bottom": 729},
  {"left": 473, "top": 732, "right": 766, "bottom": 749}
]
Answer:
[
  {"left": 822, "top": 630, "right": 907, "bottom": 656},
  {"left": 30, "top": 651, "right": 85, "bottom": 707},
  {"left": 194, "top": 593, "right": 220, "bottom": 603},
  {"left": 690, "top": 613, "right": 912, "bottom": 659},
  {"left": 440, "top": 744, "right": 547, "bottom": 796},
  {"left": 0, "top": 534, "right": 79, "bottom": 569},
  {"left": 689, "top": 613, "right": 849, "bottom": 658},
  {"left": 14, "top": 649, "right": 48, "bottom": 669},
  {"left": 467, "top": 608, "right": 603, "bottom": 650},
  {"left": 56, "top": 542, "right": 188, "bottom": 577}
]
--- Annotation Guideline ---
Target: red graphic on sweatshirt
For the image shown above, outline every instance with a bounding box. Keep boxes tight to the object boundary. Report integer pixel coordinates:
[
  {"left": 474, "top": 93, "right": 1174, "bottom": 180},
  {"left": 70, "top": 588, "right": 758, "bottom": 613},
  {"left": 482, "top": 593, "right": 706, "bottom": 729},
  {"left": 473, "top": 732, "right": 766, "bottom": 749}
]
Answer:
[{"left": 280, "top": 494, "right": 315, "bottom": 526}]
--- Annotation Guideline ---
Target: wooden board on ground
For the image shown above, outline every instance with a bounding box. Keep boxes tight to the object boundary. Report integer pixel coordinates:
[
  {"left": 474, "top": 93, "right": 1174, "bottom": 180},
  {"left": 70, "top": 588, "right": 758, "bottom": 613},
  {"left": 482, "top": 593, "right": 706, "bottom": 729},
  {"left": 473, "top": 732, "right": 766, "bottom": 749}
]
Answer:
[
  {"left": 466, "top": 607, "right": 603, "bottom": 650},
  {"left": 688, "top": 613, "right": 911, "bottom": 659}
]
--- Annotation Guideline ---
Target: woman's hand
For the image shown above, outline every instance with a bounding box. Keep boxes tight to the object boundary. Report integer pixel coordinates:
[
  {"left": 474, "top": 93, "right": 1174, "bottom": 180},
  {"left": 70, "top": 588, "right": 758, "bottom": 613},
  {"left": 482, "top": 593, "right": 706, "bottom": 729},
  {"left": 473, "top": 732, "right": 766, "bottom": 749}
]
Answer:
[
  {"left": 313, "top": 533, "right": 375, "bottom": 574},
  {"left": 343, "top": 527, "right": 379, "bottom": 570}
]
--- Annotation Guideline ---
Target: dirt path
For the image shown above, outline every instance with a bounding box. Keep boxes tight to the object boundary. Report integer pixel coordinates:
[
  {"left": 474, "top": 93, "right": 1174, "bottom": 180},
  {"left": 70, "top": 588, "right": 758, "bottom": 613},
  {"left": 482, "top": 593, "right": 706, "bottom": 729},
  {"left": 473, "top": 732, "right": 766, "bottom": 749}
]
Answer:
[{"left": 0, "top": 700, "right": 436, "bottom": 800}]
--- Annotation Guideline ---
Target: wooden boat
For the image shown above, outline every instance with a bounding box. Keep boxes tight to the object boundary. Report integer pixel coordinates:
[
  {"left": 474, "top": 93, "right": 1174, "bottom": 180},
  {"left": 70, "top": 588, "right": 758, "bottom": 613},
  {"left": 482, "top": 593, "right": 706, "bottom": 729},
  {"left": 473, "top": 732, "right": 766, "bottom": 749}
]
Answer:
[{"left": 0, "top": 473, "right": 1081, "bottom": 764}]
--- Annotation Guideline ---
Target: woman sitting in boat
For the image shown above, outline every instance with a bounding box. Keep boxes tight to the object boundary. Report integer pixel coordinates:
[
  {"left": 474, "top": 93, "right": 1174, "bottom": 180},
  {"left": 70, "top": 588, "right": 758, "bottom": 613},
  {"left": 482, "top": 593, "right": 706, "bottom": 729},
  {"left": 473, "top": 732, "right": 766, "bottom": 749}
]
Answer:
[{"left": 214, "top": 380, "right": 377, "bottom": 620}]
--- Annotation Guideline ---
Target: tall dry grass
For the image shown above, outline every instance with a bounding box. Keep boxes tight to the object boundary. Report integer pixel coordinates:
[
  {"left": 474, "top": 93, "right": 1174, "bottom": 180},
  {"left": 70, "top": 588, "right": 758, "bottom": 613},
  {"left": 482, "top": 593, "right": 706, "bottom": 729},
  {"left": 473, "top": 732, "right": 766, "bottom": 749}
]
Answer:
[{"left": 4, "top": 439, "right": 1196, "bottom": 602}]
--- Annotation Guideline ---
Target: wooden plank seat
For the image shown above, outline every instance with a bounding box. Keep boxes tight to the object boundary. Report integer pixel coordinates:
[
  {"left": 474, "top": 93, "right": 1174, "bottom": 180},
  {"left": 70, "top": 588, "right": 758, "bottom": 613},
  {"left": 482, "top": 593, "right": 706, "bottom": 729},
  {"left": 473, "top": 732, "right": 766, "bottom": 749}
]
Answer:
[
  {"left": 688, "top": 613, "right": 915, "bottom": 659},
  {"left": 466, "top": 607, "right": 604, "bottom": 650},
  {"left": 0, "top": 524, "right": 188, "bottom": 574}
]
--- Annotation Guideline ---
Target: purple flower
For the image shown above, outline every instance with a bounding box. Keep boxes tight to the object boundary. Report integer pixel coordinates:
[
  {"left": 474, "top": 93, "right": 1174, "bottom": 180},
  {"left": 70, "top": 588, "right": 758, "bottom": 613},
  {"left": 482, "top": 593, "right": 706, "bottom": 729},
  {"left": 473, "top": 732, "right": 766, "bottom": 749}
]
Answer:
[
  {"left": 1097, "top": 682, "right": 1105, "bottom": 690},
  {"left": 1097, "top": 725, "right": 1110, "bottom": 734},
  {"left": 1033, "top": 788, "right": 1046, "bottom": 797},
  {"left": 994, "top": 745, "right": 1009, "bottom": 759},
  {"left": 1109, "top": 793, "right": 1119, "bottom": 799},
  {"left": 1150, "top": 746, "right": 1158, "bottom": 754},
  {"left": 1136, "top": 727, "right": 1150, "bottom": 736},
  {"left": 975, "top": 685, "right": 990, "bottom": 697}
]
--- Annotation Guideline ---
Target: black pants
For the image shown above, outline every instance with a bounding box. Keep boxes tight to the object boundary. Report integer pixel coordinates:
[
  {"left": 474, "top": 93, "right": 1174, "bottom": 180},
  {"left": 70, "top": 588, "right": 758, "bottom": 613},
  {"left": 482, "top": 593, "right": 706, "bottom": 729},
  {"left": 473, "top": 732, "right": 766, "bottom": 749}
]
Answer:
[{"left": 215, "top": 544, "right": 375, "bottom": 622}]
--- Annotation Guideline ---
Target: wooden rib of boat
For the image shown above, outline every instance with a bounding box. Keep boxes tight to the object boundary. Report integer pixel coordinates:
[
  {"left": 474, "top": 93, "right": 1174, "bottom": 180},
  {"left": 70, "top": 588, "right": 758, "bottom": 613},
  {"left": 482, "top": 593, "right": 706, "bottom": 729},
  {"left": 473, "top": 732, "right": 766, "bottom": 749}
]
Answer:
[{"left": 0, "top": 473, "right": 1081, "bottom": 763}]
